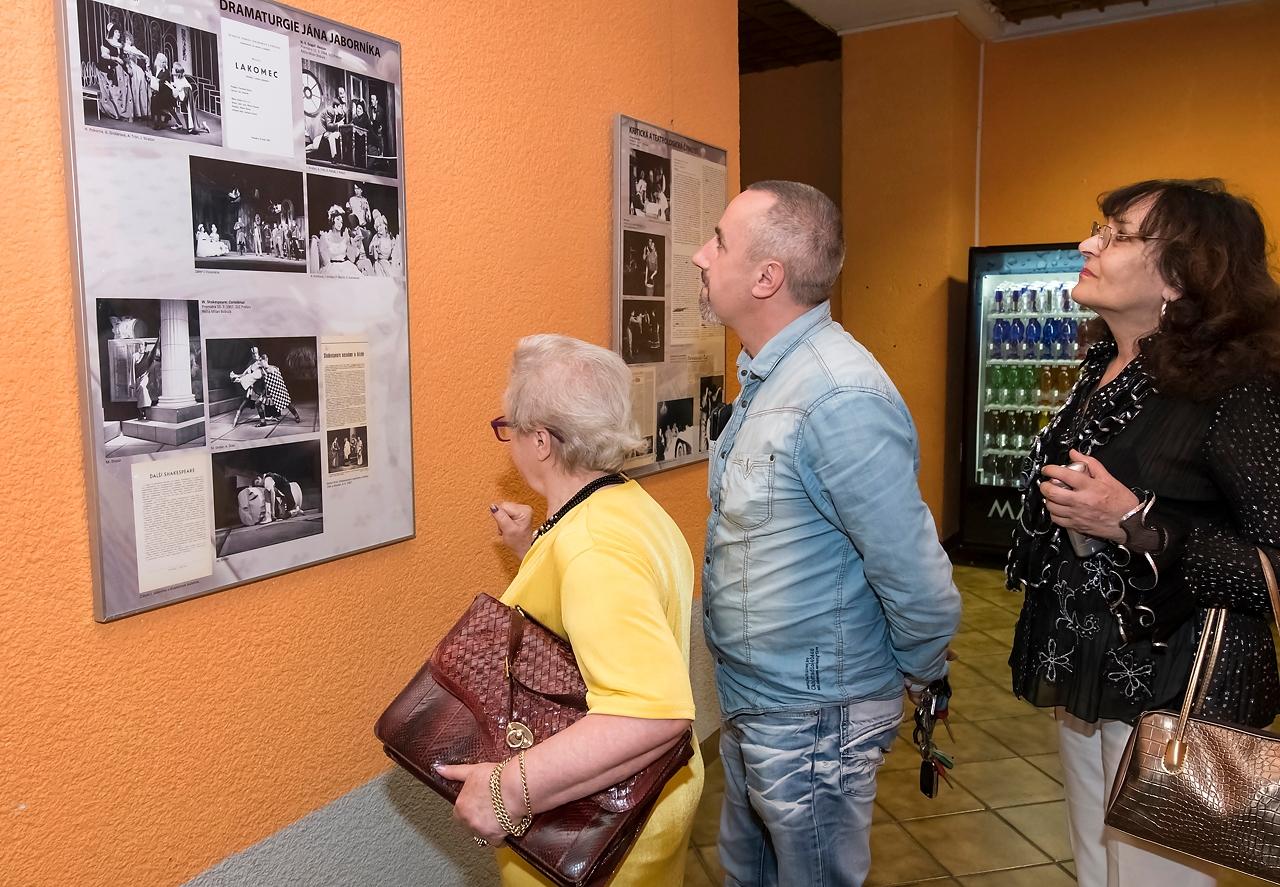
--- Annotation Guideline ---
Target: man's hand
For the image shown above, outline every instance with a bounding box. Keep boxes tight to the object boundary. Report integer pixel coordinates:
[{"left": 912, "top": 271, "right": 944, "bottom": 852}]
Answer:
[
  {"left": 490, "top": 501, "right": 534, "bottom": 559},
  {"left": 906, "top": 648, "right": 956, "bottom": 706}
]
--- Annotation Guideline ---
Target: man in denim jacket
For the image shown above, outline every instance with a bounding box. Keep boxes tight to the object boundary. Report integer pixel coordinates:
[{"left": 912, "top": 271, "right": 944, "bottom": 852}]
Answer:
[{"left": 694, "top": 181, "right": 961, "bottom": 886}]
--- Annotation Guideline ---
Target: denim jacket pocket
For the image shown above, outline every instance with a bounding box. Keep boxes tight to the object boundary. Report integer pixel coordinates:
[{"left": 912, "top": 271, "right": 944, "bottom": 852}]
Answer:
[{"left": 719, "top": 453, "right": 775, "bottom": 530}]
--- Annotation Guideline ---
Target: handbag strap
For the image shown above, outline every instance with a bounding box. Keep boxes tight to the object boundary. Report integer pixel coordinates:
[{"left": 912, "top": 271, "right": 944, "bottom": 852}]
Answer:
[
  {"left": 1164, "top": 546, "right": 1280, "bottom": 770},
  {"left": 1257, "top": 546, "right": 1280, "bottom": 635}
]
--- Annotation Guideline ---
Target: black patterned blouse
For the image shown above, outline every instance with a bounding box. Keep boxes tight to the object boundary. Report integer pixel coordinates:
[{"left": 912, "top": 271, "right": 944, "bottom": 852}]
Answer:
[{"left": 1006, "top": 339, "right": 1280, "bottom": 727}]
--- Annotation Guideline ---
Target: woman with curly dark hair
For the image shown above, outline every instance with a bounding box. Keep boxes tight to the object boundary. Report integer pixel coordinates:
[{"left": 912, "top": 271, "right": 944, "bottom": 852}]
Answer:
[{"left": 1005, "top": 178, "right": 1280, "bottom": 887}]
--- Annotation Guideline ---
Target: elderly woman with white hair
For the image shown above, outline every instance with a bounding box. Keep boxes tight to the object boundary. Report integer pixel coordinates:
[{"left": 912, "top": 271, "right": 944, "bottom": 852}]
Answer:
[{"left": 436, "top": 334, "right": 704, "bottom": 886}]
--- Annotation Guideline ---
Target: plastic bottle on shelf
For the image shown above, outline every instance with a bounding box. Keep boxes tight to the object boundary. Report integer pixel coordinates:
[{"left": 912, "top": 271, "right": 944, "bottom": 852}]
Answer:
[
  {"left": 981, "top": 452, "right": 998, "bottom": 486},
  {"left": 1024, "top": 365, "right": 1040, "bottom": 406},
  {"left": 1059, "top": 318, "right": 1076, "bottom": 360},
  {"left": 1008, "top": 285, "right": 1022, "bottom": 315},
  {"left": 990, "top": 319, "right": 1007, "bottom": 360},
  {"left": 1024, "top": 285, "right": 1036, "bottom": 313},
  {"left": 992, "top": 286, "right": 1005, "bottom": 315},
  {"left": 1040, "top": 317, "right": 1057, "bottom": 360},
  {"left": 1059, "top": 282, "right": 1074, "bottom": 313},
  {"left": 1012, "top": 365, "right": 1028, "bottom": 405},
  {"left": 1054, "top": 365, "right": 1075, "bottom": 402},
  {"left": 984, "top": 452, "right": 1003, "bottom": 487},
  {"left": 1040, "top": 364, "right": 1058, "bottom": 404},
  {"left": 995, "top": 410, "right": 1011, "bottom": 449},
  {"left": 1002, "top": 453, "right": 1023, "bottom": 488},
  {"left": 1076, "top": 319, "right": 1089, "bottom": 359},
  {"left": 1007, "top": 319, "right": 1025, "bottom": 360},
  {"left": 1024, "top": 317, "right": 1041, "bottom": 361}
]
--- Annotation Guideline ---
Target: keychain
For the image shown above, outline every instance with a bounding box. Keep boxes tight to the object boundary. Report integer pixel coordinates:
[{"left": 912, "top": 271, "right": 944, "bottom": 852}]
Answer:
[{"left": 912, "top": 677, "right": 955, "bottom": 798}]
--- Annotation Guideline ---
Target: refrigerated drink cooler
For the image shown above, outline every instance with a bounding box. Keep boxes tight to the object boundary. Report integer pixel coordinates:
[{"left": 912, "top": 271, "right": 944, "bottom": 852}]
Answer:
[{"left": 955, "top": 243, "right": 1088, "bottom": 562}]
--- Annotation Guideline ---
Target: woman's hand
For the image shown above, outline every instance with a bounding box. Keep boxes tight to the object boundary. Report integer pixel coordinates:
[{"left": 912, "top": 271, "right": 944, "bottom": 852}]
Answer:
[
  {"left": 1038, "top": 449, "right": 1139, "bottom": 544},
  {"left": 434, "top": 761, "right": 518, "bottom": 845},
  {"left": 490, "top": 501, "right": 534, "bottom": 559}
]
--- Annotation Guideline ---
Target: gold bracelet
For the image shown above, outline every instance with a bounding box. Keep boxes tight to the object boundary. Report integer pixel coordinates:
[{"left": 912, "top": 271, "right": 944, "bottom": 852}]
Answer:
[
  {"left": 489, "top": 757, "right": 533, "bottom": 838},
  {"left": 517, "top": 749, "right": 533, "bottom": 822}
]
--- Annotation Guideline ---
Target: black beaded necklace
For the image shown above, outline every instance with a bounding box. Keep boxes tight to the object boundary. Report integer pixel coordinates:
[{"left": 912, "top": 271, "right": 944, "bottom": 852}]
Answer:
[{"left": 532, "top": 473, "right": 627, "bottom": 542}]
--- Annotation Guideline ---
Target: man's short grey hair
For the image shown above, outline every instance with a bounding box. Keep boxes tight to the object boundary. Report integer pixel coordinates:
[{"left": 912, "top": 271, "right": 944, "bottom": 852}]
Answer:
[
  {"left": 505, "top": 334, "right": 643, "bottom": 473},
  {"left": 746, "top": 181, "right": 845, "bottom": 306}
]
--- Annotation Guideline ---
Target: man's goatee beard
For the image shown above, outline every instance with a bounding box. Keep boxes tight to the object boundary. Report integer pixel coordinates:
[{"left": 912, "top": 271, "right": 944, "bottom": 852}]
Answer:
[{"left": 698, "top": 289, "right": 722, "bottom": 325}]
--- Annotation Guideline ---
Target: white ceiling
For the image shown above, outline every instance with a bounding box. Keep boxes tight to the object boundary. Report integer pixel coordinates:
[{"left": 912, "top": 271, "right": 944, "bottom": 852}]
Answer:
[{"left": 788, "top": 0, "right": 1250, "bottom": 41}]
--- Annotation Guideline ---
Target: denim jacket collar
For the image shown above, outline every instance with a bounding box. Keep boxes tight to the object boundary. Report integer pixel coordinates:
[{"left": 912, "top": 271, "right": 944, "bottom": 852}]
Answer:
[{"left": 738, "top": 301, "right": 832, "bottom": 383}]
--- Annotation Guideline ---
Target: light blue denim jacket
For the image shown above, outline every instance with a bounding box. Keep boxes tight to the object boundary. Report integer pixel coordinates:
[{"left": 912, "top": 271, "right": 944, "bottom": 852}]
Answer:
[{"left": 703, "top": 302, "right": 961, "bottom": 717}]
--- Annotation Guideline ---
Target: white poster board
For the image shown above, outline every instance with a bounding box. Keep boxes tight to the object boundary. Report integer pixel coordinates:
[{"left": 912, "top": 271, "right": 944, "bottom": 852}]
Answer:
[
  {"left": 615, "top": 116, "right": 728, "bottom": 476},
  {"left": 58, "top": 0, "right": 413, "bottom": 620}
]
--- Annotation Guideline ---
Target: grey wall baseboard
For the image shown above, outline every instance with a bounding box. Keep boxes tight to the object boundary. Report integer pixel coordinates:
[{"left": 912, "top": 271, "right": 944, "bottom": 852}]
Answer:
[{"left": 187, "top": 610, "right": 721, "bottom": 887}]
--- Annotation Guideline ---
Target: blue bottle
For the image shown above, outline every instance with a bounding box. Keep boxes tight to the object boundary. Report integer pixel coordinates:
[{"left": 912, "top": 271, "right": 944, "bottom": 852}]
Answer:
[
  {"left": 1025, "top": 318, "right": 1041, "bottom": 361},
  {"left": 1041, "top": 317, "right": 1058, "bottom": 360},
  {"left": 990, "top": 319, "right": 1007, "bottom": 360},
  {"left": 1008, "top": 286, "right": 1022, "bottom": 315},
  {"left": 1064, "top": 318, "right": 1080, "bottom": 360},
  {"left": 1007, "top": 319, "right": 1025, "bottom": 360},
  {"left": 992, "top": 286, "right": 1005, "bottom": 315}
]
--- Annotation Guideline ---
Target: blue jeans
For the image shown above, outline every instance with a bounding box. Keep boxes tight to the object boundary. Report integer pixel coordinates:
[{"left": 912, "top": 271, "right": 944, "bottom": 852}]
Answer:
[{"left": 717, "top": 697, "right": 903, "bottom": 887}]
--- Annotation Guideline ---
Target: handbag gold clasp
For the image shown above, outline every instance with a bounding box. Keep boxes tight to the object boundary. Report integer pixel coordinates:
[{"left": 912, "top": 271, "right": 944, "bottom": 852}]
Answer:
[
  {"left": 506, "top": 721, "right": 534, "bottom": 749},
  {"left": 1163, "top": 738, "right": 1186, "bottom": 771}
]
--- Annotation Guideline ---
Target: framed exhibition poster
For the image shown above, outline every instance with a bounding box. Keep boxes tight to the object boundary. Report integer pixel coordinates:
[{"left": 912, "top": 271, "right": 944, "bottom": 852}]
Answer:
[
  {"left": 58, "top": 0, "right": 414, "bottom": 620},
  {"left": 614, "top": 115, "right": 728, "bottom": 476}
]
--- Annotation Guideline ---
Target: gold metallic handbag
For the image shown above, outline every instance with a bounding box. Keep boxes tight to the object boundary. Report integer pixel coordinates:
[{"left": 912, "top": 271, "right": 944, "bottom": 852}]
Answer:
[{"left": 1105, "top": 548, "right": 1280, "bottom": 882}]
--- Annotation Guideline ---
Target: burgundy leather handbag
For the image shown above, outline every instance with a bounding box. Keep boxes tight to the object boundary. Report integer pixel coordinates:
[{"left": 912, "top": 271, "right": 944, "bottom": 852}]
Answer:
[{"left": 375, "top": 593, "right": 694, "bottom": 887}]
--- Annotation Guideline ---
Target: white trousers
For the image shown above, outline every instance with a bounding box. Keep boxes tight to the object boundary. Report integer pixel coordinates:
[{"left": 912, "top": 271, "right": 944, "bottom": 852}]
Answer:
[{"left": 1056, "top": 710, "right": 1218, "bottom": 887}]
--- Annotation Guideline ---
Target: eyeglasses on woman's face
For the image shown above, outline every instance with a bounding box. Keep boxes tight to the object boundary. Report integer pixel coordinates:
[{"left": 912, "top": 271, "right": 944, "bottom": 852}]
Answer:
[
  {"left": 490, "top": 415, "right": 564, "bottom": 443},
  {"left": 1088, "top": 221, "right": 1167, "bottom": 251}
]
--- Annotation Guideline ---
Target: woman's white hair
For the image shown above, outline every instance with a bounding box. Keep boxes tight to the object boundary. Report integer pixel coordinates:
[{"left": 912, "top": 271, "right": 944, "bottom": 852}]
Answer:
[{"left": 505, "top": 334, "right": 642, "bottom": 473}]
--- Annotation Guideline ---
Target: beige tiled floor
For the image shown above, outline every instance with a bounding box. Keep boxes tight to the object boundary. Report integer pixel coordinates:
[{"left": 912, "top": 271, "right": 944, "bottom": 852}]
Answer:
[{"left": 682, "top": 565, "right": 1275, "bottom": 887}]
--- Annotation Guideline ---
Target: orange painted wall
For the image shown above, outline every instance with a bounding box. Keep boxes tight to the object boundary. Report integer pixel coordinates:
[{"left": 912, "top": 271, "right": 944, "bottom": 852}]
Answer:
[
  {"left": 841, "top": 18, "right": 980, "bottom": 537},
  {"left": 740, "top": 60, "right": 843, "bottom": 320},
  {"left": 980, "top": 1, "right": 1280, "bottom": 247},
  {"left": 0, "top": 1, "right": 738, "bottom": 884}
]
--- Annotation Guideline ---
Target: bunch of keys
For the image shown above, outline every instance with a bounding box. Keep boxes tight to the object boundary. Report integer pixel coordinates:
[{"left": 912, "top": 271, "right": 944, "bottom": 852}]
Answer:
[{"left": 912, "top": 677, "right": 955, "bottom": 798}]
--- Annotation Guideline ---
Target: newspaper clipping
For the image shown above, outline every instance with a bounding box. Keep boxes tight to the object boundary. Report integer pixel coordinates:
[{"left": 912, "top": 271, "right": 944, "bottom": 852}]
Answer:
[
  {"left": 615, "top": 116, "right": 727, "bottom": 475},
  {"left": 322, "top": 336, "right": 369, "bottom": 480}
]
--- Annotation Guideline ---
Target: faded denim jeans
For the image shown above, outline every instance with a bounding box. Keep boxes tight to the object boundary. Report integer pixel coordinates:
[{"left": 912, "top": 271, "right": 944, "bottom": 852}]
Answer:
[{"left": 718, "top": 697, "right": 903, "bottom": 887}]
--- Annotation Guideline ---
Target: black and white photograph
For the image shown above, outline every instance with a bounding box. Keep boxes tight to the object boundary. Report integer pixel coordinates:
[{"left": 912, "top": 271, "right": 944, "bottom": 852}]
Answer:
[
  {"left": 76, "top": 0, "right": 221, "bottom": 144},
  {"left": 305, "top": 175, "right": 402, "bottom": 278},
  {"left": 699, "top": 374, "right": 725, "bottom": 453},
  {"left": 655, "top": 398, "right": 695, "bottom": 464},
  {"left": 621, "top": 298, "right": 665, "bottom": 365},
  {"left": 628, "top": 435, "right": 654, "bottom": 460},
  {"left": 211, "top": 440, "right": 324, "bottom": 558},
  {"left": 327, "top": 427, "right": 368, "bottom": 475},
  {"left": 189, "top": 157, "right": 306, "bottom": 272},
  {"left": 622, "top": 230, "right": 665, "bottom": 298},
  {"left": 205, "top": 337, "right": 319, "bottom": 445},
  {"left": 628, "top": 149, "right": 670, "bottom": 221},
  {"left": 301, "top": 59, "right": 398, "bottom": 178},
  {"left": 96, "top": 299, "right": 205, "bottom": 458}
]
